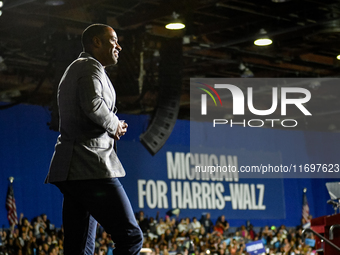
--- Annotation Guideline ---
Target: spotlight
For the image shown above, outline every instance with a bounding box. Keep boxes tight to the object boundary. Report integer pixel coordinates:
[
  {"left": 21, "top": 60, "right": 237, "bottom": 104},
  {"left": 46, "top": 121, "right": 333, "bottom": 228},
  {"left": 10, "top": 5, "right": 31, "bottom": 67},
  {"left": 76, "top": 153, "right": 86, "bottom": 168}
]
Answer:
[
  {"left": 0, "top": 1, "right": 3, "bottom": 8},
  {"left": 254, "top": 29, "right": 272, "bottom": 46},
  {"left": 165, "top": 12, "right": 185, "bottom": 30},
  {"left": 337, "top": 54, "right": 340, "bottom": 60}
]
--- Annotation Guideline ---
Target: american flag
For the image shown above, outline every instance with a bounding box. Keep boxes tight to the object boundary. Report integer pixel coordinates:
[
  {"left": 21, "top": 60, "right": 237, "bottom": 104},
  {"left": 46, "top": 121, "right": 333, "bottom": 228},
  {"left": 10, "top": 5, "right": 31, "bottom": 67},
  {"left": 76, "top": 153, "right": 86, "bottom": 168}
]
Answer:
[
  {"left": 302, "top": 189, "right": 310, "bottom": 223},
  {"left": 6, "top": 183, "right": 18, "bottom": 226}
]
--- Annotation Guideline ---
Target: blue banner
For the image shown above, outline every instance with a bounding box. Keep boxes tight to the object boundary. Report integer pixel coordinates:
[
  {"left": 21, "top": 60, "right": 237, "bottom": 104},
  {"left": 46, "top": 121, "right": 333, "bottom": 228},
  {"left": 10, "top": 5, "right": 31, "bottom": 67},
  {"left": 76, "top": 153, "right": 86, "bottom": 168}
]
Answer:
[
  {"left": 305, "top": 238, "right": 316, "bottom": 247},
  {"left": 0, "top": 104, "right": 339, "bottom": 227},
  {"left": 246, "top": 240, "right": 266, "bottom": 255},
  {"left": 120, "top": 142, "right": 286, "bottom": 219}
]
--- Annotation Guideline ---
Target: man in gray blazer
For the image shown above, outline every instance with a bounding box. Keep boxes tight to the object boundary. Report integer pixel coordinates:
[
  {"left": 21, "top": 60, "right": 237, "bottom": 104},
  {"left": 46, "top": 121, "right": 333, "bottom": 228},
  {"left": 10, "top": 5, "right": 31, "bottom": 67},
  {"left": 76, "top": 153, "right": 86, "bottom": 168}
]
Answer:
[{"left": 45, "top": 24, "right": 143, "bottom": 255}]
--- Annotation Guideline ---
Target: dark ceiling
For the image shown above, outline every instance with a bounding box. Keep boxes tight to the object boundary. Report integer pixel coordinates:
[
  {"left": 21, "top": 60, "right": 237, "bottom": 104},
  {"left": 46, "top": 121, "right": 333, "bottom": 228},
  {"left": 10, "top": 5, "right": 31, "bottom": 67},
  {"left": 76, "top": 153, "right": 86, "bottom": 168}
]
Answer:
[{"left": 0, "top": 0, "right": 340, "bottom": 132}]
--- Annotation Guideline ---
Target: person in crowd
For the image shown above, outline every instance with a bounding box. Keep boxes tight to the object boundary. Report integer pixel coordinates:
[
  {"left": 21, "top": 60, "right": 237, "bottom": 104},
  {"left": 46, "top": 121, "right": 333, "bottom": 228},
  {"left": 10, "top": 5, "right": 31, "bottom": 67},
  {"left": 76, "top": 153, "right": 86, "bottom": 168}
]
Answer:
[
  {"left": 148, "top": 217, "right": 158, "bottom": 240},
  {"left": 200, "top": 213, "right": 214, "bottom": 234},
  {"left": 177, "top": 218, "right": 189, "bottom": 236},
  {"left": 189, "top": 217, "right": 201, "bottom": 235},
  {"left": 36, "top": 226, "right": 48, "bottom": 245},
  {"left": 164, "top": 229, "right": 173, "bottom": 244},
  {"left": 169, "top": 218, "right": 177, "bottom": 232},
  {"left": 138, "top": 211, "right": 150, "bottom": 234},
  {"left": 41, "top": 214, "right": 52, "bottom": 235},
  {"left": 248, "top": 224, "right": 256, "bottom": 240},
  {"left": 278, "top": 224, "right": 288, "bottom": 239},
  {"left": 156, "top": 218, "right": 169, "bottom": 236},
  {"left": 33, "top": 216, "right": 46, "bottom": 237},
  {"left": 214, "top": 215, "right": 229, "bottom": 237},
  {"left": 18, "top": 213, "right": 33, "bottom": 236},
  {"left": 240, "top": 225, "right": 248, "bottom": 238},
  {"left": 1, "top": 211, "right": 318, "bottom": 255},
  {"left": 262, "top": 225, "right": 273, "bottom": 236}
]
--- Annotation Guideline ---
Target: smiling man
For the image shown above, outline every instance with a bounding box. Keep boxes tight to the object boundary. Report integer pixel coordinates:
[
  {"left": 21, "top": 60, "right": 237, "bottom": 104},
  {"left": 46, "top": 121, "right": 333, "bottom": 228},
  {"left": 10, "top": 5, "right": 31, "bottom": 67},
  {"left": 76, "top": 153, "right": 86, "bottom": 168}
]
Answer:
[{"left": 45, "top": 24, "right": 143, "bottom": 255}]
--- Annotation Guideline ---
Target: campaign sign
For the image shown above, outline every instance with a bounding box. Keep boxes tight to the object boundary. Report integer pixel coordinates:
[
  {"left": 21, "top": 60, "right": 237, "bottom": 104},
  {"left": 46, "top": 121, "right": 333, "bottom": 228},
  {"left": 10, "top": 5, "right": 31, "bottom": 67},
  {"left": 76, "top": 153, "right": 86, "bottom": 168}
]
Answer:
[
  {"left": 246, "top": 240, "right": 266, "bottom": 255},
  {"left": 305, "top": 238, "right": 316, "bottom": 247}
]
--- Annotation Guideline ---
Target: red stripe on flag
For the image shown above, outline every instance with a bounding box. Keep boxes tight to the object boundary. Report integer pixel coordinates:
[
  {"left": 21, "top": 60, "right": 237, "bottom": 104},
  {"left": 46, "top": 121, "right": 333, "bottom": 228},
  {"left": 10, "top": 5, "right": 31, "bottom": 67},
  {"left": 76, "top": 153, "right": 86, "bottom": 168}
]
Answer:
[
  {"left": 6, "top": 184, "right": 18, "bottom": 226},
  {"left": 302, "top": 192, "right": 310, "bottom": 223}
]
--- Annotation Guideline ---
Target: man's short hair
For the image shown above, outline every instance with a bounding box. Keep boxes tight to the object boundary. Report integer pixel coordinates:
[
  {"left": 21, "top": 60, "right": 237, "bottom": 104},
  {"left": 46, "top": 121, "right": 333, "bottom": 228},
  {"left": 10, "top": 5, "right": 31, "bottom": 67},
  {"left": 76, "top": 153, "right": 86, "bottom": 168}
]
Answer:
[{"left": 81, "top": 24, "right": 110, "bottom": 50}]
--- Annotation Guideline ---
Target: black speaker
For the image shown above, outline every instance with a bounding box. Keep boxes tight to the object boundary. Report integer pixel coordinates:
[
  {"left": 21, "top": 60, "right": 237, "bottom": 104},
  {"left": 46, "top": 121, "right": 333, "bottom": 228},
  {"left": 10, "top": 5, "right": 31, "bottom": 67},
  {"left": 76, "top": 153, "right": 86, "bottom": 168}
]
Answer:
[{"left": 140, "top": 37, "right": 183, "bottom": 155}]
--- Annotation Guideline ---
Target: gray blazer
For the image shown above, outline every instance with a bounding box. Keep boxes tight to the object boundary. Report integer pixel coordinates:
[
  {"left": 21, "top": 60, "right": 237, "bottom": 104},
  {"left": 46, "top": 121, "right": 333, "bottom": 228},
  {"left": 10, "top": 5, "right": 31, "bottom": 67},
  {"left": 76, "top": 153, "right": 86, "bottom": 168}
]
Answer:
[{"left": 45, "top": 52, "right": 125, "bottom": 183}]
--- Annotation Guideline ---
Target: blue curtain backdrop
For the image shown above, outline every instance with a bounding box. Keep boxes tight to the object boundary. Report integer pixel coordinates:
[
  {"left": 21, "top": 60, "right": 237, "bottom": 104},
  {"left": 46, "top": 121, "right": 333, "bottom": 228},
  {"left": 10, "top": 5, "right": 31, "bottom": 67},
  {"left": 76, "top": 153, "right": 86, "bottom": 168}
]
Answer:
[{"left": 0, "top": 104, "right": 339, "bottom": 228}]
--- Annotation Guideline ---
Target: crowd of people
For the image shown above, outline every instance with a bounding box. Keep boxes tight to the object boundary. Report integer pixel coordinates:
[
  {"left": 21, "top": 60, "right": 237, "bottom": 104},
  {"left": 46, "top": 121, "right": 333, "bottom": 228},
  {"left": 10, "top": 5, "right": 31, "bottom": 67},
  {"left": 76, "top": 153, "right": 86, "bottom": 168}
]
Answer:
[
  {"left": 0, "top": 211, "right": 316, "bottom": 255},
  {"left": 136, "top": 212, "right": 315, "bottom": 255}
]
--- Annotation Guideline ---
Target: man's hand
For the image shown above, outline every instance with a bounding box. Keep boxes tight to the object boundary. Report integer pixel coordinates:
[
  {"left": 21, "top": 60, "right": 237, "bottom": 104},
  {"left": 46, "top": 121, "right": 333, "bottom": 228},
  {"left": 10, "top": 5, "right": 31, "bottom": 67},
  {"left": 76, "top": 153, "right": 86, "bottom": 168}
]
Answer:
[{"left": 114, "top": 120, "right": 128, "bottom": 140}]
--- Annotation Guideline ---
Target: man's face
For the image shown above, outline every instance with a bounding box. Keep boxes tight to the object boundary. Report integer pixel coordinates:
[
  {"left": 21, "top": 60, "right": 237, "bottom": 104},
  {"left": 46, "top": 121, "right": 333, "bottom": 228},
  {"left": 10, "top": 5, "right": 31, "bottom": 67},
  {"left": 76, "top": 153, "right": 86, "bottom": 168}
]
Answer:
[{"left": 99, "top": 27, "right": 122, "bottom": 66}]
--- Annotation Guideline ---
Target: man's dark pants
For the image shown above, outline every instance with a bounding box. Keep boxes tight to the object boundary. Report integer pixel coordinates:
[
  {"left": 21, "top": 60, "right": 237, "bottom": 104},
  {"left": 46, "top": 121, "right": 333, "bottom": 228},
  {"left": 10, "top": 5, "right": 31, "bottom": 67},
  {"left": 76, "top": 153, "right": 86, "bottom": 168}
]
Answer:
[{"left": 55, "top": 178, "right": 143, "bottom": 255}]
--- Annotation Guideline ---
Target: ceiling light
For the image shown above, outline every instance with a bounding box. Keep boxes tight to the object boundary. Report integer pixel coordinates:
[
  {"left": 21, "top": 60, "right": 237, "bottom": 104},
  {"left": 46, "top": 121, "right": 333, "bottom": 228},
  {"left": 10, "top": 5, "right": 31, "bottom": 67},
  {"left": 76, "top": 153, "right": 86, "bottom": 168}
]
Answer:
[
  {"left": 0, "top": 10, "right": 2, "bottom": 17},
  {"left": 0, "top": 1, "right": 3, "bottom": 8},
  {"left": 241, "top": 68, "right": 254, "bottom": 77},
  {"left": 165, "top": 12, "right": 185, "bottom": 30},
  {"left": 254, "top": 38, "right": 272, "bottom": 46},
  {"left": 328, "top": 124, "right": 337, "bottom": 131},
  {"left": 166, "top": 23, "right": 185, "bottom": 30},
  {"left": 0, "top": 56, "right": 6, "bottom": 71},
  {"left": 239, "top": 63, "right": 254, "bottom": 78},
  {"left": 254, "top": 29, "right": 272, "bottom": 46},
  {"left": 45, "top": 0, "right": 65, "bottom": 6},
  {"left": 337, "top": 55, "right": 340, "bottom": 60},
  {"left": 309, "top": 81, "right": 321, "bottom": 90}
]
